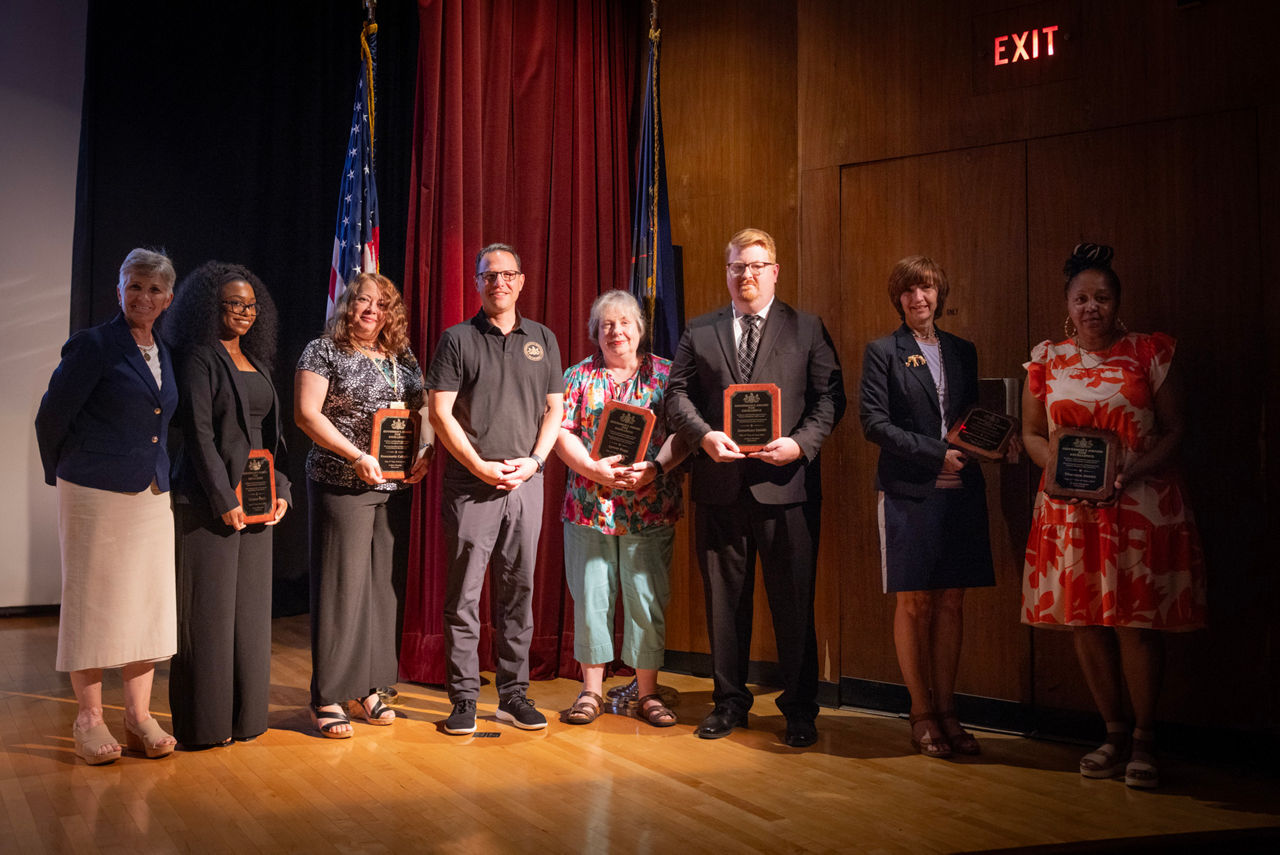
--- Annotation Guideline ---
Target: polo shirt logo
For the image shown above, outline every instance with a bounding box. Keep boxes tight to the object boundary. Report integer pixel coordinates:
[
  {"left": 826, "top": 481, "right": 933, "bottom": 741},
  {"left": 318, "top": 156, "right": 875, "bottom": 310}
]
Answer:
[{"left": 524, "top": 342, "right": 545, "bottom": 362}]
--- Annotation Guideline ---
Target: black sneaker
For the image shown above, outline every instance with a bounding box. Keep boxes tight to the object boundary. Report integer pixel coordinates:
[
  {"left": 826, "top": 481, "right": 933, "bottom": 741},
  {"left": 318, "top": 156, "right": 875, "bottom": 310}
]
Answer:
[
  {"left": 496, "top": 694, "right": 547, "bottom": 730},
  {"left": 442, "top": 699, "right": 477, "bottom": 734}
]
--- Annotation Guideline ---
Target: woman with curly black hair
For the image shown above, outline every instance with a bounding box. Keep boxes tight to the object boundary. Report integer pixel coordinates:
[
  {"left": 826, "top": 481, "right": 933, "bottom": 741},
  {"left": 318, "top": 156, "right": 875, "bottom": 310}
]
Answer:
[{"left": 166, "top": 261, "right": 290, "bottom": 749}]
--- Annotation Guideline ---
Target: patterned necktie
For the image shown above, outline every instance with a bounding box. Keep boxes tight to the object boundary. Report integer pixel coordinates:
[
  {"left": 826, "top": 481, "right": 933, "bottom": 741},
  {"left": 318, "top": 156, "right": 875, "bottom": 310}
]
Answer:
[{"left": 738, "top": 314, "right": 761, "bottom": 380}]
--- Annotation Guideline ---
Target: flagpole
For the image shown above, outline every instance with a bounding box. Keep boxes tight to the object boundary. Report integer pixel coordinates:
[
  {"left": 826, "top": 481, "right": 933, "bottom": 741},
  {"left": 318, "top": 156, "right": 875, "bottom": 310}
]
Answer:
[
  {"left": 362, "top": 4, "right": 377, "bottom": 149},
  {"left": 646, "top": 0, "right": 661, "bottom": 335}
]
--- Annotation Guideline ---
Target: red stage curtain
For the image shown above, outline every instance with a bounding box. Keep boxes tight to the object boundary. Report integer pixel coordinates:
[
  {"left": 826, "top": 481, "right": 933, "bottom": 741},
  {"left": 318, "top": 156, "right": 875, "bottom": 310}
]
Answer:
[{"left": 399, "top": 0, "right": 638, "bottom": 685}]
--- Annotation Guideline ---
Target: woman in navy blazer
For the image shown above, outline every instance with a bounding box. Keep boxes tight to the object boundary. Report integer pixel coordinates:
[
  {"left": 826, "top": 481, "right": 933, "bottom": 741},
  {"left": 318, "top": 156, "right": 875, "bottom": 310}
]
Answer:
[
  {"left": 35, "top": 247, "right": 180, "bottom": 765},
  {"left": 859, "top": 256, "right": 995, "bottom": 759},
  {"left": 165, "top": 262, "right": 290, "bottom": 749}
]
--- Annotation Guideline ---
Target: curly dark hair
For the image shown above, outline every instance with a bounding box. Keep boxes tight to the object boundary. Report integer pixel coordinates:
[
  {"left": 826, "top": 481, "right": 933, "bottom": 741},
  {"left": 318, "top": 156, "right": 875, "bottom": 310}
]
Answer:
[
  {"left": 166, "top": 260, "right": 280, "bottom": 371},
  {"left": 1064, "top": 242, "right": 1121, "bottom": 299}
]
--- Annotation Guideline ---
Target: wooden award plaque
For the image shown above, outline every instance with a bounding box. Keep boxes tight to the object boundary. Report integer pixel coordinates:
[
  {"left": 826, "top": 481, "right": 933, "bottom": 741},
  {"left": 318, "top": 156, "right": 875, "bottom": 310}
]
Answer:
[
  {"left": 1044, "top": 427, "right": 1120, "bottom": 502},
  {"left": 370, "top": 407, "right": 421, "bottom": 480},
  {"left": 723, "top": 383, "right": 781, "bottom": 453},
  {"left": 236, "top": 448, "right": 276, "bottom": 524},
  {"left": 590, "top": 400, "right": 656, "bottom": 465},
  {"left": 946, "top": 406, "right": 1018, "bottom": 461}
]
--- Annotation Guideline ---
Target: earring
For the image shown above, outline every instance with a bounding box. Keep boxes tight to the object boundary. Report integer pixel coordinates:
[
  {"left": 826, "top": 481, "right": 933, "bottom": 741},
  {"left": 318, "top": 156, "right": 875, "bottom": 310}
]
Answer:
[
  {"left": 1064, "top": 317, "right": 1077, "bottom": 339},
  {"left": 1116, "top": 318, "right": 1128, "bottom": 334}
]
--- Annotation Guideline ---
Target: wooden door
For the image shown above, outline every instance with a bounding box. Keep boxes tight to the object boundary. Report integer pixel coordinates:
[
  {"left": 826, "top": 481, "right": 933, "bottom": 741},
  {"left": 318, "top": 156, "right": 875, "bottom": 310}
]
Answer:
[
  {"left": 1026, "top": 111, "right": 1263, "bottom": 727},
  {"left": 836, "top": 141, "right": 1032, "bottom": 705}
]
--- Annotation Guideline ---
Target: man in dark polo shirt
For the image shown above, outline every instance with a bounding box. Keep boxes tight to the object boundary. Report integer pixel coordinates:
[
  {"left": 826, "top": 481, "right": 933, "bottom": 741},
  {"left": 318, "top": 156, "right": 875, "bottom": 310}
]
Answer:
[{"left": 425, "top": 243, "right": 564, "bottom": 734}]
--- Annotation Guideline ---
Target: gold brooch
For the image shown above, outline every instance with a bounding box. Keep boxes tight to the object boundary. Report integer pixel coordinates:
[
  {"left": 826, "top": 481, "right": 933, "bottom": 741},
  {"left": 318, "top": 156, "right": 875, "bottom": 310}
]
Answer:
[{"left": 906, "top": 354, "right": 927, "bottom": 367}]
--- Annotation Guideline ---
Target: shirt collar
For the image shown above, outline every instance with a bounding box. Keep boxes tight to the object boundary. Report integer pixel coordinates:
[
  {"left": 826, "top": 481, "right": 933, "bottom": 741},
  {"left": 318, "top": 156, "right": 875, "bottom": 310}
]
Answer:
[
  {"left": 471, "top": 308, "right": 526, "bottom": 335},
  {"left": 732, "top": 296, "right": 775, "bottom": 323}
]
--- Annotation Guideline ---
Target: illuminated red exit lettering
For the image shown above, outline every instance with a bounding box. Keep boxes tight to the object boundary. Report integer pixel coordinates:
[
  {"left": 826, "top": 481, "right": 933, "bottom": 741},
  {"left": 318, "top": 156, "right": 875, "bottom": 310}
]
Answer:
[{"left": 994, "top": 25, "right": 1059, "bottom": 66}]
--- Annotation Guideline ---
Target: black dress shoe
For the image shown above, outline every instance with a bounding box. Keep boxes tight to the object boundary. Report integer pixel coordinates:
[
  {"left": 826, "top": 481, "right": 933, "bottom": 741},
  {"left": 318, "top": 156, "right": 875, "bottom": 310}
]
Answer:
[
  {"left": 696, "top": 707, "right": 748, "bottom": 739},
  {"left": 784, "top": 718, "right": 818, "bottom": 748}
]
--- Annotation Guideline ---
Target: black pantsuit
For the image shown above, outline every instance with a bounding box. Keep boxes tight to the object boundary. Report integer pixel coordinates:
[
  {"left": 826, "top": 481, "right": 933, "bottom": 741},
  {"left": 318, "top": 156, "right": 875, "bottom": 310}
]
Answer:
[
  {"left": 170, "top": 504, "right": 273, "bottom": 744},
  {"left": 169, "top": 343, "right": 290, "bottom": 747},
  {"left": 307, "top": 480, "right": 411, "bottom": 706}
]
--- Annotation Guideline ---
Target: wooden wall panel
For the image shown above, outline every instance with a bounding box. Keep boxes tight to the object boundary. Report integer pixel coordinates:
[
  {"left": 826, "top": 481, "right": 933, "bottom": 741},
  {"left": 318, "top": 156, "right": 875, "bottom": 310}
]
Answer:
[
  {"left": 659, "top": 0, "right": 800, "bottom": 661},
  {"left": 798, "top": 0, "right": 1278, "bottom": 170},
  {"left": 1262, "top": 103, "right": 1280, "bottom": 732},
  {"left": 800, "top": 166, "right": 845, "bottom": 682},
  {"left": 837, "top": 143, "right": 1030, "bottom": 701},
  {"left": 1026, "top": 112, "right": 1265, "bottom": 727},
  {"left": 661, "top": 0, "right": 1277, "bottom": 735}
]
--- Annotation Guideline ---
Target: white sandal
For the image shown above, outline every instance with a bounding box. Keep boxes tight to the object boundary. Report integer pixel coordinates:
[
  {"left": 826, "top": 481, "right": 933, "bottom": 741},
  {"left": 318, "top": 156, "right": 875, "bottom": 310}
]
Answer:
[
  {"left": 1124, "top": 727, "right": 1159, "bottom": 789},
  {"left": 1080, "top": 721, "right": 1128, "bottom": 779}
]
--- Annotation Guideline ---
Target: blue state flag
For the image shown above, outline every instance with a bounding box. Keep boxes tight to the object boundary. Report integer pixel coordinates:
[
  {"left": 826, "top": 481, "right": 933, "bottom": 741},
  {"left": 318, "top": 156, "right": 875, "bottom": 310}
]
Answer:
[{"left": 628, "top": 33, "right": 682, "bottom": 359}]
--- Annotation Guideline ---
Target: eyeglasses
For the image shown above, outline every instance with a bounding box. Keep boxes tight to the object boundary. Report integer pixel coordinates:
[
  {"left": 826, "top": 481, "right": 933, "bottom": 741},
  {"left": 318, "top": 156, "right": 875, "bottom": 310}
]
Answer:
[
  {"left": 726, "top": 261, "right": 775, "bottom": 278},
  {"left": 477, "top": 270, "right": 522, "bottom": 285},
  {"left": 221, "top": 300, "right": 259, "bottom": 316}
]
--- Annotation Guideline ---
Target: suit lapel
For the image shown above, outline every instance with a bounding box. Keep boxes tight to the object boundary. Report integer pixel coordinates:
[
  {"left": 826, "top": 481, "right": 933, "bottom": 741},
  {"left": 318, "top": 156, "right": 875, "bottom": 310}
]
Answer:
[
  {"left": 751, "top": 301, "right": 790, "bottom": 381},
  {"left": 213, "top": 344, "right": 254, "bottom": 439},
  {"left": 111, "top": 314, "right": 162, "bottom": 401},
  {"left": 713, "top": 307, "right": 741, "bottom": 382},
  {"left": 896, "top": 326, "right": 939, "bottom": 415},
  {"left": 938, "top": 331, "right": 965, "bottom": 424}
]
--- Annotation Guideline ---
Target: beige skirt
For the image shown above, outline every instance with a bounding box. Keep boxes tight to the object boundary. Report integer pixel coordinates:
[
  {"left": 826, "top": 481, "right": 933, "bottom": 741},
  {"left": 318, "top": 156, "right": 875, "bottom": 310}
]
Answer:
[{"left": 55, "top": 478, "right": 177, "bottom": 671}]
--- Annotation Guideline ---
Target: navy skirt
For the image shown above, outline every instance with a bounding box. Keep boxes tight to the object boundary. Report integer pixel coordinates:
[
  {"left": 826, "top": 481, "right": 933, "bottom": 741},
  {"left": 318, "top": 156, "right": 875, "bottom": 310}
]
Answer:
[{"left": 878, "top": 485, "right": 995, "bottom": 593}]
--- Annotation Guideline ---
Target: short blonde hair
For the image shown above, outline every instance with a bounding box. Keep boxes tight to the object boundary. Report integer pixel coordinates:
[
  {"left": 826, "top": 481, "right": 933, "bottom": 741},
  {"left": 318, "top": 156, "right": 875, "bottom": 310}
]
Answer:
[{"left": 725, "top": 228, "right": 776, "bottom": 263}]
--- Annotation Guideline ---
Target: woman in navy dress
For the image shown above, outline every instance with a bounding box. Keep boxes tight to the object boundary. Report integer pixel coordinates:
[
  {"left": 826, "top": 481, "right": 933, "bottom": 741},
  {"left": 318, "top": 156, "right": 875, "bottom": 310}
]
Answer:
[{"left": 859, "top": 255, "right": 995, "bottom": 758}]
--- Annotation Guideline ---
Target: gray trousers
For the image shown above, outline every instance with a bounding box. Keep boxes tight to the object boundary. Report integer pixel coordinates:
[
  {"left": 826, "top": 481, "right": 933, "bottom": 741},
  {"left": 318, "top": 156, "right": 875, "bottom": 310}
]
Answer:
[
  {"left": 442, "top": 472, "right": 543, "bottom": 701},
  {"left": 308, "top": 480, "right": 410, "bottom": 706}
]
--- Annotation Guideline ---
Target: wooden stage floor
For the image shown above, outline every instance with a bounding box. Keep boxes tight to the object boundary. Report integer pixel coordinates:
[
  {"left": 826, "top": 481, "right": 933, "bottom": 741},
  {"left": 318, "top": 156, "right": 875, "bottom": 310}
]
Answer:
[{"left": 2, "top": 614, "right": 1277, "bottom": 854}]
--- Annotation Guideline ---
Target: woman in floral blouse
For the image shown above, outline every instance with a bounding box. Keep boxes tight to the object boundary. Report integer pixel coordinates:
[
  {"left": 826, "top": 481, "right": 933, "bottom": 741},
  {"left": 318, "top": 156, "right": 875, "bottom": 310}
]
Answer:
[
  {"left": 295, "top": 273, "right": 431, "bottom": 738},
  {"left": 555, "top": 290, "right": 689, "bottom": 727}
]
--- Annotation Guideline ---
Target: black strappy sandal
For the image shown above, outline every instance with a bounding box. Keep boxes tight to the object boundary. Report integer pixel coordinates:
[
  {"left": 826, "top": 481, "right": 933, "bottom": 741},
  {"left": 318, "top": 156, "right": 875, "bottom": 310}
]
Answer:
[
  {"left": 311, "top": 702, "right": 354, "bottom": 738},
  {"left": 349, "top": 691, "right": 396, "bottom": 726}
]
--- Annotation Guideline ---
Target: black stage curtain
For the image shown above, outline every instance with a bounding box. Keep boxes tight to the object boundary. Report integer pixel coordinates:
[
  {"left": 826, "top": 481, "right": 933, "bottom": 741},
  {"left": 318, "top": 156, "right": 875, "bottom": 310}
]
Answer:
[{"left": 70, "top": 0, "right": 419, "bottom": 614}]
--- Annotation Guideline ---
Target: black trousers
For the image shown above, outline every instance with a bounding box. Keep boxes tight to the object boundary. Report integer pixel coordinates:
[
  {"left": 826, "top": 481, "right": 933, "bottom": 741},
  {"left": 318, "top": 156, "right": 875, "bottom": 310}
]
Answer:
[
  {"left": 307, "top": 480, "right": 411, "bottom": 706},
  {"left": 694, "top": 497, "right": 822, "bottom": 721},
  {"left": 170, "top": 503, "right": 274, "bottom": 746}
]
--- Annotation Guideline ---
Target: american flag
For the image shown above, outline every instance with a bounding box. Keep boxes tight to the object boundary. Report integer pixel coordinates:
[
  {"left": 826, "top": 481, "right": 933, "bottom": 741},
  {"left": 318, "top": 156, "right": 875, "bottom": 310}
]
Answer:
[{"left": 327, "top": 22, "right": 381, "bottom": 321}]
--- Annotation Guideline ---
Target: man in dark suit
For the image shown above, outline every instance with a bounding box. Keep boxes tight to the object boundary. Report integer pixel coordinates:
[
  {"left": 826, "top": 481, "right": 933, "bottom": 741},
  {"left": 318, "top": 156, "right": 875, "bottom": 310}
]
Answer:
[{"left": 666, "top": 227, "right": 846, "bottom": 747}]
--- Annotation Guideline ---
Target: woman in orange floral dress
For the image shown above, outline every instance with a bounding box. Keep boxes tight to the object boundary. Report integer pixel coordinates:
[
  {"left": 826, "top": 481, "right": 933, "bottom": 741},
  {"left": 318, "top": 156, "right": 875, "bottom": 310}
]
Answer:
[{"left": 1021, "top": 243, "right": 1206, "bottom": 790}]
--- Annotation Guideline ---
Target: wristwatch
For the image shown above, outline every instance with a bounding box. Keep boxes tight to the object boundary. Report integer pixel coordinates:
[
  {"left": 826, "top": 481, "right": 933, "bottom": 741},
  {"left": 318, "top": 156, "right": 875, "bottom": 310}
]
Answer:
[{"left": 529, "top": 453, "right": 545, "bottom": 473}]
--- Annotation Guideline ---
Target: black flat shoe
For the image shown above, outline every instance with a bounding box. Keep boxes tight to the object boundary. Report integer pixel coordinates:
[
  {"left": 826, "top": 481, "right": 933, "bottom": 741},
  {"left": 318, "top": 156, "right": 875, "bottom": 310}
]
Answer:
[
  {"left": 784, "top": 718, "right": 818, "bottom": 748},
  {"left": 696, "top": 706, "right": 748, "bottom": 739}
]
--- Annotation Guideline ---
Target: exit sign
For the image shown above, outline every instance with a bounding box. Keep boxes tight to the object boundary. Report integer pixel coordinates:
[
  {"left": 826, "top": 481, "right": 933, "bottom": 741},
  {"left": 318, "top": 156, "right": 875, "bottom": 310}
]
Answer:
[
  {"left": 994, "top": 25, "right": 1060, "bottom": 66},
  {"left": 972, "top": 1, "right": 1080, "bottom": 94}
]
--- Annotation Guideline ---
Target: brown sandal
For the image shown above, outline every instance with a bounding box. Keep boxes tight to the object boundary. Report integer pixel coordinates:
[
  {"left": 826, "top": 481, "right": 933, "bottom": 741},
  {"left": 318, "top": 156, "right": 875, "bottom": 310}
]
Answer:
[
  {"left": 939, "top": 709, "right": 981, "bottom": 755},
  {"left": 638, "top": 693, "right": 677, "bottom": 728},
  {"left": 908, "top": 712, "right": 952, "bottom": 758},
  {"left": 566, "top": 690, "right": 604, "bottom": 725}
]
